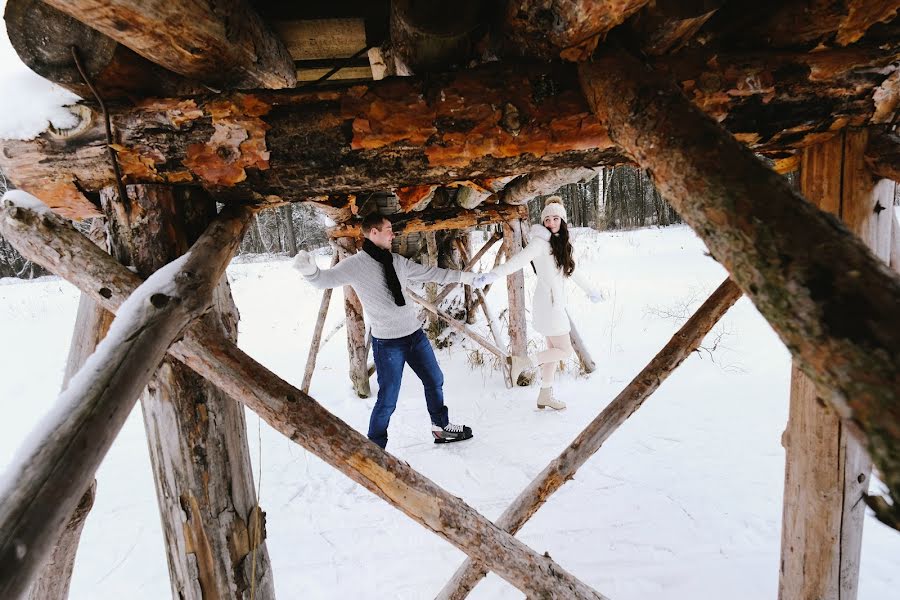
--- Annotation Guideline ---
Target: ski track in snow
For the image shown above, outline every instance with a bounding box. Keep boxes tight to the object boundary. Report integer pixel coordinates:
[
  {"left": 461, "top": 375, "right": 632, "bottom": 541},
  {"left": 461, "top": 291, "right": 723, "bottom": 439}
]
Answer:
[{"left": 1, "top": 226, "right": 898, "bottom": 599}]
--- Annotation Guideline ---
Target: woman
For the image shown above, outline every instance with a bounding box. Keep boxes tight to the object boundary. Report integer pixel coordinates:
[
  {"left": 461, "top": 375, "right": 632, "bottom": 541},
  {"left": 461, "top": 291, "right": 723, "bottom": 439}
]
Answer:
[{"left": 490, "top": 196, "right": 602, "bottom": 410}]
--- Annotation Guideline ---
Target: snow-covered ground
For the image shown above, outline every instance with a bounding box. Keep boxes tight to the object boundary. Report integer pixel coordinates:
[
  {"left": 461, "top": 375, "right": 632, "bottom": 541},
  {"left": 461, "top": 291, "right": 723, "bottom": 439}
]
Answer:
[{"left": 1, "top": 225, "right": 898, "bottom": 599}]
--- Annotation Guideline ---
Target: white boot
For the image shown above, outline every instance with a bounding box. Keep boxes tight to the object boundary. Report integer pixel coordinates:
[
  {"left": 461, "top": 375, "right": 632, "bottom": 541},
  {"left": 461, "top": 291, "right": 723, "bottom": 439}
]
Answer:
[
  {"left": 537, "top": 387, "right": 566, "bottom": 410},
  {"left": 507, "top": 354, "right": 534, "bottom": 386}
]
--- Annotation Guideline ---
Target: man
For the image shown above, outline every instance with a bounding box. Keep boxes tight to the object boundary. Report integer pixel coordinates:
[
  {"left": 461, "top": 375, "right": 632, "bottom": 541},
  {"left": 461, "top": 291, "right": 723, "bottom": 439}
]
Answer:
[{"left": 294, "top": 213, "right": 496, "bottom": 449}]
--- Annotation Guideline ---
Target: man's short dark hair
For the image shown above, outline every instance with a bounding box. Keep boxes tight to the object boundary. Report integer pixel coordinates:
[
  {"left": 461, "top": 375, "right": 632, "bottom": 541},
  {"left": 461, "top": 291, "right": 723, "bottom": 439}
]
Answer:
[{"left": 361, "top": 212, "right": 388, "bottom": 237}]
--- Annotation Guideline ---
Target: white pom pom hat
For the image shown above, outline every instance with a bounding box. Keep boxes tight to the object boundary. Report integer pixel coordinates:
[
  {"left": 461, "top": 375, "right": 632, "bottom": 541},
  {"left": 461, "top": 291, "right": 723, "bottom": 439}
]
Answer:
[{"left": 540, "top": 195, "right": 567, "bottom": 222}]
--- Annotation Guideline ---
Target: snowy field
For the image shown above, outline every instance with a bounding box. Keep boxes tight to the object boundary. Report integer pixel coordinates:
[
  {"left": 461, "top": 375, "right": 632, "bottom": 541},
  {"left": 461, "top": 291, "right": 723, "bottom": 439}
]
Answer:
[{"left": 1, "top": 225, "right": 898, "bottom": 599}]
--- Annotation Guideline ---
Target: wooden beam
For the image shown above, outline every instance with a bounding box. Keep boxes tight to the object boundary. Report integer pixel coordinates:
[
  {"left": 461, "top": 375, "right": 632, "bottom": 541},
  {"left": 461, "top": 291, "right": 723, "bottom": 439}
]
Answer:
[
  {"left": 271, "top": 19, "right": 367, "bottom": 61},
  {"left": 579, "top": 48, "right": 900, "bottom": 529},
  {"left": 40, "top": 0, "right": 296, "bottom": 89},
  {"left": 0, "top": 195, "right": 250, "bottom": 599},
  {"left": 865, "top": 129, "right": 900, "bottom": 182},
  {"left": 503, "top": 0, "right": 652, "bottom": 61},
  {"left": 567, "top": 314, "right": 596, "bottom": 374},
  {"left": 4, "top": 0, "right": 204, "bottom": 100},
  {"left": 5, "top": 42, "right": 900, "bottom": 218},
  {"left": 432, "top": 232, "right": 502, "bottom": 306},
  {"left": 102, "top": 185, "right": 275, "bottom": 599},
  {"left": 329, "top": 205, "right": 528, "bottom": 238},
  {"left": 436, "top": 278, "right": 742, "bottom": 599},
  {"left": 0, "top": 196, "right": 609, "bottom": 600},
  {"left": 407, "top": 289, "right": 508, "bottom": 360}
]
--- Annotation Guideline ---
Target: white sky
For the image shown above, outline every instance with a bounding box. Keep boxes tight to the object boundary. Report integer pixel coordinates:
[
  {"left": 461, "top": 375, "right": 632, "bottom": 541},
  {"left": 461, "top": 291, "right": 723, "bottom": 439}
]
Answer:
[{"left": 0, "top": 0, "right": 80, "bottom": 140}]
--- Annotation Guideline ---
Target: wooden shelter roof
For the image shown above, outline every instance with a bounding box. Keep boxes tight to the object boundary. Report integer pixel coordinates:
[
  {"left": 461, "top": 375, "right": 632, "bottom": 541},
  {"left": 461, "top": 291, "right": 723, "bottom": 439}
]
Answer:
[{"left": 0, "top": 0, "right": 898, "bottom": 222}]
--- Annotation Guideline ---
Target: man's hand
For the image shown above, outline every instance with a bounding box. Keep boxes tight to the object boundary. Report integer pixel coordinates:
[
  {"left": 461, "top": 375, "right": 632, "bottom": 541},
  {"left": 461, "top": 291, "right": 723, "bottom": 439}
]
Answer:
[
  {"left": 293, "top": 250, "right": 318, "bottom": 276},
  {"left": 472, "top": 272, "right": 498, "bottom": 289},
  {"left": 587, "top": 289, "right": 605, "bottom": 303}
]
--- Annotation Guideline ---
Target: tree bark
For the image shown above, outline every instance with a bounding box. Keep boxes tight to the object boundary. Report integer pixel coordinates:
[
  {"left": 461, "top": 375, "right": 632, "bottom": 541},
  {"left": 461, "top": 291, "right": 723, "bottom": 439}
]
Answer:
[
  {"left": 437, "top": 278, "right": 742, "bottom": 600},
  {"left": 503, "top": 0, "right": 652, "bottom": 61},
  {"left": 8, "top": 42, "right": 899, "bottom": 219},
  {"left": 40, "top": 0, "right": 295, "bottom": 89},
  {"left": 779, "top": 130, "right": 897, "bottom": 599},
  {"left": 579, "top": 48, "right": 900, "bottom": 529},
  {"left": 334, "top": 237, "right": 371, "bottom": 398},
  {"left": 103, "top": 185, "right": 274, "bottom": 600},
  {"left": 626, "top": 0, "right": 722, "bottom": 55},
  {"left": 0, "top": 197, "right": 610, "bottom": 600},
  {"left": 0, "top": 196, "right": 250, "bottom": 599},
  {"left": 302, "top": 253, "right": 340, "bottom": 394},
  {"left": 4, "top": 0, "right": 205, "bottom": 100}
]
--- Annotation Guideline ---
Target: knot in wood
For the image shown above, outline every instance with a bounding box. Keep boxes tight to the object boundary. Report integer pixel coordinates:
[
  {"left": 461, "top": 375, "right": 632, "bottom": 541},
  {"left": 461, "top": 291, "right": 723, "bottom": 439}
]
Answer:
[
  {"left": 501, "top": 102, "right": 522, "bottom": 136},
  {"left": 150, "top": 293, "right": 170, "bottom": 308}
]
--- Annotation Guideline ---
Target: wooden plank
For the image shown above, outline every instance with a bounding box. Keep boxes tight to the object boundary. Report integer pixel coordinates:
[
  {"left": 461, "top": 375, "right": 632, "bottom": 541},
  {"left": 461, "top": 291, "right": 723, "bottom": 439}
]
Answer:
[
  {"left": 272, "top": 19, "right": 367, "bottom": 60},
  {"left": 302, "top": 253, "right": 340, "bottom": 394},
  {"left": 407, "top": 289, "right": 508, "bottom": 360},
  {"left": 296, "top": 65, "right": 373, "bottom": 82}
]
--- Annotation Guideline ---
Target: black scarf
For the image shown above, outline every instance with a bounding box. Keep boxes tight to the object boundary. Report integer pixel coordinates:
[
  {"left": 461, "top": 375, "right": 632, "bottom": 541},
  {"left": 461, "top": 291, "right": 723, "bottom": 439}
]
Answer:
[{"left": 362, "top": 239, "right": 405, "bottom": 307}]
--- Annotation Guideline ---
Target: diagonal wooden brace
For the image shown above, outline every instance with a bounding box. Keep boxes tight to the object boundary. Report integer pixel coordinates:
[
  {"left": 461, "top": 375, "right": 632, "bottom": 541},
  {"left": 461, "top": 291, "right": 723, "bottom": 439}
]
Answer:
[
  {"left": 437, "top": 278, "right": 743, "bottom": 599},
  {"left": 0, "top": 200, "right": 610, "bottom": 600}
]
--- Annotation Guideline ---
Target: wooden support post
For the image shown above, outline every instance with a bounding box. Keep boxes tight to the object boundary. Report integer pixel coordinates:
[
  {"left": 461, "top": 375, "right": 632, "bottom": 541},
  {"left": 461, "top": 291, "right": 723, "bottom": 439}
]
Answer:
[
  {"left": 456, "top": 236, "right": 476, "bottom": 324},
  {"left": 779, "top": 129, "right": 894, "bottom": 599},
  {"left": 0, "top": 198, "right": 609, "bottom": 600},
  {"left": 502, "top": 219, "right": 529, "bottom": 383},
  {"left": 27, "top": 220, "right": 111, "bottom": 600},
  {"left": 567, "top": 314, "right": 597, "bottom": 374},
  {"left": 102, "top": 185, "right": 274, "bottom": 600},
  {"left": 334, "top": 237, "right": 371, "bottom": 398},
  {"left": 0, "top": 195, "right": 250, "bottom": 600},
  {"left": 302, "top": 252, "right": 340, "bottom": 394},
  {"left": 579, "top": 48, "right": 900, "bottom": 529},
  {"left": 432, "top": 231, "right": 502, "bottom": 306},
  {"left": 437, "top": 278, "right": 742, "bottom": 600},
  {"left": 424, "top": 231, "right": 440, "bottom": 336}
]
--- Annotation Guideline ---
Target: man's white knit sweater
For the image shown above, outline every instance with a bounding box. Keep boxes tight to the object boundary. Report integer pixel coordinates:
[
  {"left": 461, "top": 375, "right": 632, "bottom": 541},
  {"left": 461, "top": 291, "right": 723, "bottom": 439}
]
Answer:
[{"left": 303, "top": 251, "right": 476, "bottom": 339}]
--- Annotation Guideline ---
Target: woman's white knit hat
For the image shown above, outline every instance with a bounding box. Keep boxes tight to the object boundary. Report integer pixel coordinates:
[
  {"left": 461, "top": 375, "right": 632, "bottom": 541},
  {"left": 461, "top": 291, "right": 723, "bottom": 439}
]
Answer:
[{"left": 540, "top": 196, "right": 567, "bottom": 222}]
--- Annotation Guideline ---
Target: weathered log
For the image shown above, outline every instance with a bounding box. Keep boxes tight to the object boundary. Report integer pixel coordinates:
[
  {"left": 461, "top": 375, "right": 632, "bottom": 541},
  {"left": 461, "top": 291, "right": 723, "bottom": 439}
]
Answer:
[
  {"left": 330, "top": 205, "right": 528, "bottom": 238},
  {"left": 502, "top": 219, "right": 529, "bottom": 380},
  {"left": 302, "top": 253, "right": 340, "bottom": 394},
  {"left": 501, "top": 168, "right": 598, "bottom": 205},
  {"left": 390, "top": 0, "right": 484, "bottom": 71},
  {"left": 454, "top": 182, "right": 493, "bottom": 210},
  {"left": 865, "top": 129, "right": 900, "bottom": 182},
  {"left": 503, "top": 0, "right": 652, "bottom": 61},
  {"left": 27, "top": 220, "right": 111, "bottom": 600},
  {"left": 627, "top": 0, "right": 722, "bottom": 54},
  {"left": 103, "top": 185, "right": 274, "bottom": 600},
  {"left": 778, "top": 131, "right": 890, "bottom": 599},
  {"left": 0, "top": 197, "right": 609, "bottom": 600},
  {"left": 437, "top": 278, "right": 742, "bottom": 599},
  {"left": 4, "top": 0, "right": 205, "bottom": 100},
  {"left": 579, "top": 49, "right": 900, "bottom": 528},
  {"left": 40, "top": 0, "right": 295, "bottom": 89},
  {"left": 335, "top": 237, "right": 371, "bottom": 398},
  {"left": 407, "top": 289, "right": 508, "bottom": 360},
  {"left": 0, "top": 194, "right": 250, "bottom": 599},
  {"left": 4, "top": 43, "right": 900, "bottom": 218}
]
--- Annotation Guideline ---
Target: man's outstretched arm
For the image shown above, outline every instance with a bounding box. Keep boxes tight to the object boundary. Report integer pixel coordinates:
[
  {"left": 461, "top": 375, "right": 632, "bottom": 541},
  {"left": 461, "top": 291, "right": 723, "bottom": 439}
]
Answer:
[
  {"left": 401, "top": 255, "right": 478, "bottom": 286},
  {"left": 294, "top": 250, "right": 354, "bottom": 289}
]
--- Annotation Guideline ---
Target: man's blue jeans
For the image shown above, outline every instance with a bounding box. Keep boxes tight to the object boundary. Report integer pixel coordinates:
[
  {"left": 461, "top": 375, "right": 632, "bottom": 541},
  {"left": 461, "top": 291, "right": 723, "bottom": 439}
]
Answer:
[{"left": 368, "top": 328, "right": 449, "bottom": 449}]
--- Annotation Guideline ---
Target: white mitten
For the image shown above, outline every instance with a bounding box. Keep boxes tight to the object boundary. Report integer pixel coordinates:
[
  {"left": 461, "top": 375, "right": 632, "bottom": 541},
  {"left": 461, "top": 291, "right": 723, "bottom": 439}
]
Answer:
[
  {"left": 472, "top": 272, "right": 499, "bottom": 289},
  {"left": 293, "top": 250, "right": 318, "bottom": 276}
]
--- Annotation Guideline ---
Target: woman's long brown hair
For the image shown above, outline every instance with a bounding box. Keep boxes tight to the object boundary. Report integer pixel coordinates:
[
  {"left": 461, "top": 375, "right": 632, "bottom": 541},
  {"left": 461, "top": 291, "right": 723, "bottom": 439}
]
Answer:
[{"left": 548, "top": 220, "right": 576, "bottom": 276}]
